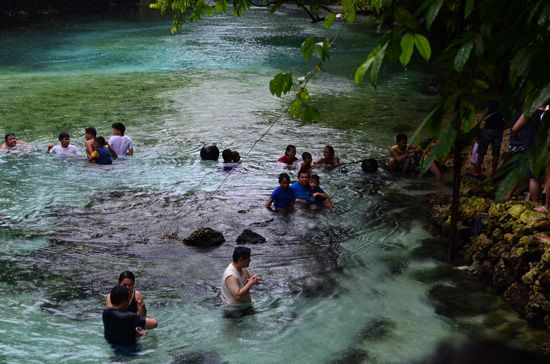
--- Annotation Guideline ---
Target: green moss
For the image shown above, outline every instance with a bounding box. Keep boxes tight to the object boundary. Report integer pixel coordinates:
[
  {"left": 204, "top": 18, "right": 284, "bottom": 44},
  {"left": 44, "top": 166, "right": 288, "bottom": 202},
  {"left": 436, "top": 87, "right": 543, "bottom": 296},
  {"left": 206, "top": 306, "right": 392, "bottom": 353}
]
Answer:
[{"left": 0, "top": 72, "right": 187, "bottom": 139}]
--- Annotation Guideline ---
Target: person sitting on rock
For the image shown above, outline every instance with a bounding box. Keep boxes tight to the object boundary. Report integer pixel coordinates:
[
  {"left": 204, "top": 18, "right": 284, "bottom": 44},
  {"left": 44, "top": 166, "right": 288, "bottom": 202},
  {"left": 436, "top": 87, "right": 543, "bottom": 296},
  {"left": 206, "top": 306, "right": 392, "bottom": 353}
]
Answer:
[
  {"left": 389, "top": 133, "right": 416, "bottom": 173},
  {"left": 265, "top": 172, "right": 295, "bottom": 212},
  {"left": 220, "top": 247, "right": 261, "bottom": 318},
  {"left": 102, "top": 285, "right": 158, "bottom": 346}
]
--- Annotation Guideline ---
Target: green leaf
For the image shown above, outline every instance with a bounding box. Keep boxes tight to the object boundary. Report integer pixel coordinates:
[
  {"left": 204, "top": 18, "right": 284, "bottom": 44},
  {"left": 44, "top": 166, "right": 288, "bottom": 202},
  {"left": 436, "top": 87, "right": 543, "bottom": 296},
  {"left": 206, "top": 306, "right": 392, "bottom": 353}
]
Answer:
[
  {"left": 473, "top": 79, "right": 490, "bottom": 90},
  {"left": 426, "top": 0, "right": 443, "bottom": 30},
  {"left": 394, "top": 5, "right": 418, "bottom": 30},
  {"left": 269, "top": 73, "right": 293, "bottom": 97},
  {"left": 399, "top": 33, "right": 415, "bottom": 66},
  {"left": 465, "top": 0, "right": 474, "bottom": 19},
  {"left": 414, "top": 34, "right": 431, "bottom": 61},
  {"left": 369, "top": 42, "right": 388, "bottom": 87},
  {"left": 297, "top": 88, "right": 310, "bottom": 102},
  {"left": 342, "top": 0, "right": 356, "bottom": 22},
  {"left": 324, "top": 13, "right": 336, "bottom": 30},
  {"left": 454, "top": 39, "right": 474, "bottom": 72},
  {"left": 410, "top": 101, "right": 444, "bottom": 144},
  {"left": 420, "top": 126, "right": 457, "bottom": 173},
  {"left": 459, "top": 101, "right": 476, "bottom": 132},
  {"left": 301, "top": 37, "right": 316, "bottom": 60},
  {"left": 299, "top": 104, "right": 321, "bottom": 123},
  {"left": 354, "top": 57, "right": 375, "bottom": 85},
  {"left": 312, "top": 39, "right": 331, "bottom": 61},
  {"left": 372, "top": 0, "right": 383, "bottom": 13},
  {"left": 526, "top": 84, "right": 550, "bottom": 114},
  {"left": 509, "top": 49, "right": 532, "bottom": 85},
  {"left": 290, "top": 99, "right": 302, "bottom": 118}
]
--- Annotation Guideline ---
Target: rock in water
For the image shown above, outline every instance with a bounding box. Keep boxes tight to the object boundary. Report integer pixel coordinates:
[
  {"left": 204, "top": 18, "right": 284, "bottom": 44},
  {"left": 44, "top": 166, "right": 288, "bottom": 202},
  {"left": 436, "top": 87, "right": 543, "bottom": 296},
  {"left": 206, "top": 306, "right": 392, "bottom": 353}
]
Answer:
[
  {"left": 361, "top": 158, "right": 378, "bottom": 173},
  {"left": 182, "top": 228, "right": 225, "bottom": 247},
  {"left": 236, "top": 229, "right": 266, "bottom": 244},
  {"left": 172, "top": 351, "right": 228, "bottom": 364},
  {"left": 200, "top": 144, "right": 219, "bottom": 161}
]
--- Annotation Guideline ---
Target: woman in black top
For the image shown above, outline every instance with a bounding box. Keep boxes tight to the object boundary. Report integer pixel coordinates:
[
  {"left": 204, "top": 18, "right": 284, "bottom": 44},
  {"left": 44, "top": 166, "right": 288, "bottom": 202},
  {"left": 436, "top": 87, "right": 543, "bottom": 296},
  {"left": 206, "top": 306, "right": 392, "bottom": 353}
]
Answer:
[{"left": 106, "top": 271, "right": 147, "bottom": 317}]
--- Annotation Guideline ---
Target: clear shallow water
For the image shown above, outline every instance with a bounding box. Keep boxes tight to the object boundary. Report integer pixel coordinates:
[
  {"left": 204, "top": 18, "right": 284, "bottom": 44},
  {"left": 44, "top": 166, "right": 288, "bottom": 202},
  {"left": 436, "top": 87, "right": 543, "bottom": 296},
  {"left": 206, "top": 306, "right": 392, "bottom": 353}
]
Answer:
[{"left": 0, "top": 7, "right": 539, "bottom": 364}]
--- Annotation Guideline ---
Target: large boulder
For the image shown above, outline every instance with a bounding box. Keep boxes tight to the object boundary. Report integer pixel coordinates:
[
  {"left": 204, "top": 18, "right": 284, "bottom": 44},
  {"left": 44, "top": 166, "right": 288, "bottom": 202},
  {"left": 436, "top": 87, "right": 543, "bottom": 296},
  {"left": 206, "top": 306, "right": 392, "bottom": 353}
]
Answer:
[{"left": 182, "top": 228, "right": 225, "bottom": 247}]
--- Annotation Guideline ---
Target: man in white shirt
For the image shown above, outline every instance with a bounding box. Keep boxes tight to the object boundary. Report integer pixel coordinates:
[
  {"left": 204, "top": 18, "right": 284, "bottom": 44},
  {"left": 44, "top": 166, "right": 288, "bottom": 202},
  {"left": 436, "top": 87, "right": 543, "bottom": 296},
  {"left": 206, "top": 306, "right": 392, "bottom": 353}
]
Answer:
[
  {"left": 47, "top": 132, "right": 80, "bottom": 156},
  {"left": 220, "top": 247, "right": 261, "bottom": 318},
  {"left": 108, "top": 122, "right": 133, "bottom": 157}
]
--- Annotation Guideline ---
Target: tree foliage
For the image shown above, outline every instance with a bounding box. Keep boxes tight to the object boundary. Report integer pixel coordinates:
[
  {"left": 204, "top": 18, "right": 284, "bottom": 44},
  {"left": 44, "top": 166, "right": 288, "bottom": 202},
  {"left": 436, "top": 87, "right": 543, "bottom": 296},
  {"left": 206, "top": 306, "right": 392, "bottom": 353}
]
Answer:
[{"left": 151, "top": 0, "right": 550, "bottom": 195}]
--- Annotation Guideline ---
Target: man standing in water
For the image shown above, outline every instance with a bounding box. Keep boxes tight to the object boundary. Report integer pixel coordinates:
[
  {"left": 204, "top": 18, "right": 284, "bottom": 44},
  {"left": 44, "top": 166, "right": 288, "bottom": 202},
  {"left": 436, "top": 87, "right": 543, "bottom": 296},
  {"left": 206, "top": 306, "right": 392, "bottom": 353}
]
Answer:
[
  {"left": 290, "top": 170, "right": 312, "bottom": 204},
  {"left": 221, "top": 247, "right": 261, "bottom": 318},
  {"left": 1, "top": 133, "right": 30, "bottom": 152},
  {"left": 102, "top": 285, "right": 158, "bottom": 345}
]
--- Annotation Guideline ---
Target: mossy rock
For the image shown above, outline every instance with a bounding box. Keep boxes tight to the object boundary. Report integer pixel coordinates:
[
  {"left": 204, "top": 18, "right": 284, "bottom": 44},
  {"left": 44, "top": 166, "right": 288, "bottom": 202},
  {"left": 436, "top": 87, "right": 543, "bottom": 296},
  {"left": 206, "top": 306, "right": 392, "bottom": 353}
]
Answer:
[
  {"left": 459, "top": 196, "right": 493, "bottom": 224},
  {"left": 465, "top": 234, "right": 494, "bottom": 262},
  {"left": 519, "top": 210, "right": 550, "bottom": 232},
  {"left": 508, "top": 204, "right": 528, "bottom": 219},
  {"left": 488, "top": 202, "right": 508, "bottom": 219},
  {"left": 181, "top": 228, "right": 225, "bottom": 248}
]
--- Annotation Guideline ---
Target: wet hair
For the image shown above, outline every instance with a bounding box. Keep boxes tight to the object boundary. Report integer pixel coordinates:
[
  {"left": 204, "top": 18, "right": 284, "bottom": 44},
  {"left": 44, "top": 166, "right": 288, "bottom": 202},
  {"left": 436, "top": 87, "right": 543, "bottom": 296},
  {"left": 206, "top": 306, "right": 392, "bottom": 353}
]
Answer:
[
  {"left": 84, "top": 127, "right": 97, "bottom": 138},
  {"left": 310, "top": 174, "right": 320, "bottom": 184},
  {"left": 118, "top": 271, "right": 136, "bottom": 284},
  {"left": 222, "top": 149, "right": 232, "bottom": 163},
  {"left": 4, "top": 133, "right": 15, "bottom": 142},
  {"left": 231, "top": 151, "right": 240, "bottom": 162},
  {"left": 112, "top": 122, "right": 126, "bottom": 135},
  {"left": 233, "top": 247, "right": 251, "bottom": 262},
  {"left": 302, "top": 152, "right": 312, "bottom": 161},
  {"left": 278, "top": 172, "right": 290, "bottom": 183},
  {"left": 285, "top": 145, "right": 296, "bottom": 153},
  {"left": 298, "top": 170, "right": 310, "bottom": 179},
  {"left": 324, "top": 145, "right": 335, "bottom": 157},
  {"left": 58, "top": 132, "right": 70, "bottom": 141},
  {"left": 396, "top": 133, "right": 407, "bottom": 144},
  {"left": 95, "top": 136, "right": 107, "bottom": 147},
  {"left": 110, "top": 285, "right": 129, "bottom": 305}
]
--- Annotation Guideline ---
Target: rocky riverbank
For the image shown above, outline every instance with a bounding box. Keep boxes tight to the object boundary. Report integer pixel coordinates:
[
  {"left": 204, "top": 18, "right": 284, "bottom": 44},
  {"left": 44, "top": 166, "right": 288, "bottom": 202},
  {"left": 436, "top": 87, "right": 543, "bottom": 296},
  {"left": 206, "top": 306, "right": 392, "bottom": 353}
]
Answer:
[{"left": 431, "top": 180, "right": 550, "bottom": 338}]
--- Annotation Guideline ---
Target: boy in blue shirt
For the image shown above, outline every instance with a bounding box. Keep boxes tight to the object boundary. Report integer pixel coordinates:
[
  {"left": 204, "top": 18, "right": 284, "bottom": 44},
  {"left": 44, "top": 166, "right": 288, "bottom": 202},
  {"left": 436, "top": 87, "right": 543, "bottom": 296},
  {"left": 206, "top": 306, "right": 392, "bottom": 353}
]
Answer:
[
  {"left": 265, "top": 173, "right": 295, "bottom": 212},
  {"left": 308, "top": 174, "right": 334, "bottom": 208}
]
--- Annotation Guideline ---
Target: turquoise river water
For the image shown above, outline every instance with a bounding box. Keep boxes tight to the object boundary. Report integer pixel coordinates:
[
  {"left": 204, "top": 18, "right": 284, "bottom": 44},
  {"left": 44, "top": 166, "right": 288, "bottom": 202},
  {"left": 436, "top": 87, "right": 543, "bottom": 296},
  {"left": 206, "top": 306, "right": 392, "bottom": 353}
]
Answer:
[{"left": 0, "top": 6, "right": 541, "bottom": 364}]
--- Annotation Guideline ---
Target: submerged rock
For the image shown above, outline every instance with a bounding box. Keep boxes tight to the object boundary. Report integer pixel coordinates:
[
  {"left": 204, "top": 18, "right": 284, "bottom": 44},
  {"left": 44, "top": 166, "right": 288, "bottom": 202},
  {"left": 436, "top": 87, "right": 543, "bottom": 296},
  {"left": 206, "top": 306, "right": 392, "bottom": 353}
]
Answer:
[
  {"left": 172, "top": 351, "right": 228, "bottom": 364},
  {"left": 358, "top": 318, "right": 395, "bottom": 341},
  {"left": 182, "top": 228, "right": 225, "bottom": 247},
  {"left": 327, "top": 347, "right": 371, "bottom": 364},
  {"left": 236, "top": 229, "right": 266, "bottom": 244}
]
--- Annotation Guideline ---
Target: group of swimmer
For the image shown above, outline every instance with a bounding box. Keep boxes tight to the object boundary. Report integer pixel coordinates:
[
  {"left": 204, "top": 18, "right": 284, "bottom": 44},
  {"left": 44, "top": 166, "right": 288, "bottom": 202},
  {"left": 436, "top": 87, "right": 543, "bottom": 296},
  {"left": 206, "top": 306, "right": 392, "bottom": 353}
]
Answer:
[
  {"left": 265, "top": 145, "right": 339, "bottom": 211},
  {"left": 104, "top": 246, "right": 260, "bottom": 346},
  {"left": 1, "top": 122, "right": 133, "bottom": 164}
]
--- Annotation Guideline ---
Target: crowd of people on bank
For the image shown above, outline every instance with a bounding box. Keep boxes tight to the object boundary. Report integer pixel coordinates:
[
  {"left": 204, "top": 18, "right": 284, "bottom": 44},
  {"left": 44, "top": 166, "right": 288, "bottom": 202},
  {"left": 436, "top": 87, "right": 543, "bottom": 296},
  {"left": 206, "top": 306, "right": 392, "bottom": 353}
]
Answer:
[{"left": 386, "top": 103, "right": 549, "bottom": 213}]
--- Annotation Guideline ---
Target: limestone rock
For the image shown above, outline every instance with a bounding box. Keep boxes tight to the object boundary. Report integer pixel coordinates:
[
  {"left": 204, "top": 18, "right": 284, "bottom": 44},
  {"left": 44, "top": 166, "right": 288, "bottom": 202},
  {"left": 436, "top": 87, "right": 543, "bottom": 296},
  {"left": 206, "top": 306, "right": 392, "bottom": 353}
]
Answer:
[
  {"left": 182, "top": 228, "right": 225, "bottom": 247},
  {"left": 236, "top": 229, "right": 266, "bottom": 244}
]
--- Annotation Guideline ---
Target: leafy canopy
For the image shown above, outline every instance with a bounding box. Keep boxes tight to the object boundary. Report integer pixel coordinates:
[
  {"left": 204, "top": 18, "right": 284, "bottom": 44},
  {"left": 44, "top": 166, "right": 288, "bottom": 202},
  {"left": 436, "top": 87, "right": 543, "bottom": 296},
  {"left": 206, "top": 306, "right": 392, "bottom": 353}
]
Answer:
[{"left": 151, "top": 0, "right": 550, "bottom": 195}]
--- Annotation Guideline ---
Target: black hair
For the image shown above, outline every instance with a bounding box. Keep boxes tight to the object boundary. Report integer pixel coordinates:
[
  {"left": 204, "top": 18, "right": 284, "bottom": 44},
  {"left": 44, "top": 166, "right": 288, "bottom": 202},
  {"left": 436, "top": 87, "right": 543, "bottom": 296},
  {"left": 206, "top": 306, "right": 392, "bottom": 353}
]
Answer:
[
  {"left": 110, "top": 285, "right": 129, "bottom": 305},
  {"left": 278, "top": 172, "right": 290, "bottom": 182},
  {"left": 324, "top": 145, "right": 335, "bottom": 157},
  {"left": 112, "top": 122, "right": 126, "bottom": 135},
  {"left": 302, "top": 152, "right": 312, "bottom": 160},
  {"left": 95, "top": 136, "right": 107, "bottom": 147},
  {"left": 231, "top": 151, "right": 240, "bottom": 162},
  {"left": 222, "top": 149, "right": 232, "bottom": 162},
  {"left": 310, "top": 174, "right": 320, "bottom": 183},
  {"left": 298, "top": 170, "right": 310, "bottom": 179},
  {"left": 232, "top": 247, "right": 251, "bottom": 262},
  {"left": 58, "top": 132, "right": 70, "bottom": 141},
  {"left": 396, "top": 133, "right": 408, "bottom": 143},
  {"left": 4, "top": 133, "right": 15, "bottom": 142},
  {"left": 285, "top": 145, "right": 296, "bottom": 153},
  {"left": 118, "top": 271, "right": 136, "bottom": 284},
  {"left": 85, "top": 127, "right": 97, "bottom": 138}
]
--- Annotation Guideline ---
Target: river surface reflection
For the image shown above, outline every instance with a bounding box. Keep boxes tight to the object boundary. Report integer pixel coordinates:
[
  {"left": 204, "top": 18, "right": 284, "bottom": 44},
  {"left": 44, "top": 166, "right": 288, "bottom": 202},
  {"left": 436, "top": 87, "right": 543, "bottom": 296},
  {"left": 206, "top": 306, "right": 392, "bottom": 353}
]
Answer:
[{"left": 0, "top": 7, "right": 538, "bottom": 363}]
